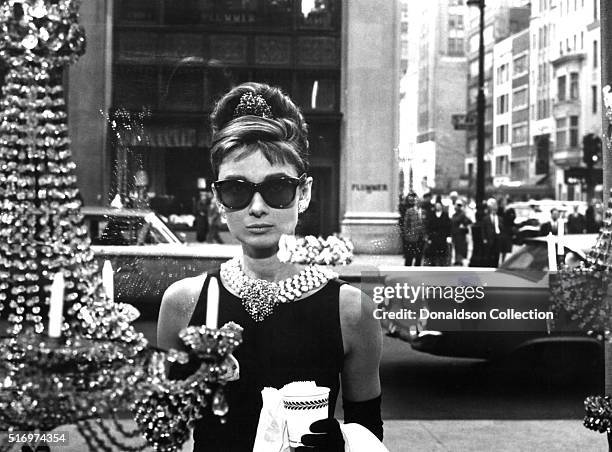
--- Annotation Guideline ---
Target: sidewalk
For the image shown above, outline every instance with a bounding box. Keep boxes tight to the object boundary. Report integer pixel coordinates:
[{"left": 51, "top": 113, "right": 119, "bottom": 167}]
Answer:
[
  {"left": 383, "top": 419, "right": 606, "bottom": 451},
  {"left": 20, "top": 419, "right": 606, "bottom": 451}
]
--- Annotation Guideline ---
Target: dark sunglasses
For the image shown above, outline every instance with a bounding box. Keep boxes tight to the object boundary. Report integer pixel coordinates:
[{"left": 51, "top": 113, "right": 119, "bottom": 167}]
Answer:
[{"left": 213, "top": 174, "right": 307, "bottom": 210}]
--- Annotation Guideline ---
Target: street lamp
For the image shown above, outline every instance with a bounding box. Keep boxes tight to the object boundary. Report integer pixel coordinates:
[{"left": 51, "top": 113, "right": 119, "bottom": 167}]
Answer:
[{"left": 468, "top": 0, "right": 487, "bottom": 266}]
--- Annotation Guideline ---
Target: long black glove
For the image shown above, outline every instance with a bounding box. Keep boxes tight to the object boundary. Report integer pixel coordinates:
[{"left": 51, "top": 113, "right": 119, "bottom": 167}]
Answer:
[
  {"left": 296, "top": 418, "right": 345, "bottom": 451},
  {"left": 343, "top": 395, "right": 383, "bottom": 441}
]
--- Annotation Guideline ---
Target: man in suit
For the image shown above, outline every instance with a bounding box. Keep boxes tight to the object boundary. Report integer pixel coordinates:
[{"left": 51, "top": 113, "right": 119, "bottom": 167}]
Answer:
[
  {"left": 540, "top": 208, "right": 564, "bottom": 236},
  {"left": 482, "top": 198, "right": 502, "bottom": 267},
  {"left": 566, "top": 205, "right": 586, "bottom": 234}
]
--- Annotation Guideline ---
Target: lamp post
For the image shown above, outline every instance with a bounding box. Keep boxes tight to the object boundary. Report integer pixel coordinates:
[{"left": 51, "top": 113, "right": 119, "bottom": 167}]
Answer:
[{"left": 468, "top": 0, "right": 487, "bottom": 266}]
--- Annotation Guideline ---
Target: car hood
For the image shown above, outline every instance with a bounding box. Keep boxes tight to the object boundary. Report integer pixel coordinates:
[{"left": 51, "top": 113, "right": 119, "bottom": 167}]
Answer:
[
  {"left": 377, "top": 265, "right": 546, "bottom": 289},
  {"left": 91, "top": 243, "right": 242, "bottom": 258}
]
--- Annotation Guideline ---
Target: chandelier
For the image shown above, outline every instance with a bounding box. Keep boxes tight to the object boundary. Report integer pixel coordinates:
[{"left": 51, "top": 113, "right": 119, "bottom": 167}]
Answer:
[{"left": 0, "top": 1, "right": 241, "bottom": 451}]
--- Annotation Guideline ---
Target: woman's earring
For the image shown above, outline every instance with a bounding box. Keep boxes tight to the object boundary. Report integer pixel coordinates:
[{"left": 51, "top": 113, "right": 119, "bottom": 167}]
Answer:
[{"left": 298, "top": 201, "right": 308, "bottom": 213}]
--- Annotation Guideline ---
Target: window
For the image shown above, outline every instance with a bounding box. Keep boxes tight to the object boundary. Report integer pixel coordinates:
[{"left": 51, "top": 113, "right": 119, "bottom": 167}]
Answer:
[
  {"left": 496, "top": 125, "right": 509, "bottom": 145},
  {"left": 594, "top": 40, "right": 598, "bottom": 67},
  {"left": 570, "top": 72, "right": 579, "bottom": 99},
  {"left": 448, "top": 38, "right": 464, "bottom": 55},
  {"left": 569, "top": 116, "right": 579, "bottom": 147},
  {"left": 496, "top": 63, "right": 508, "bottom": 84},
  {"left": 512, "top": 124, "right": 528, "bottom": 144},
  {"left": 496, "top": 94, "right": 509, "bottom": 114},
  {"left": 593, "top": 85, "right": 598, "bottom": 113},
  {"left": 449, "top": 14, "right": 463, "bottom": 29},
  {"left": 513, "top": 88, "right": 528, "bottom": 109},
  {"left": 558, "top": 75, "right": 566, "bottom": 101},
  {"left": 495, "top": 155, "right": 509, "bottom": 175},
  {"left": 513, "top": 54, "right": 528, "bottom": 76},
  {"left": 468, "top": 138, "right": 477, "bottom": 155},
  {"left": 556, "top": 118, "right": 567, "bottom": 147}
]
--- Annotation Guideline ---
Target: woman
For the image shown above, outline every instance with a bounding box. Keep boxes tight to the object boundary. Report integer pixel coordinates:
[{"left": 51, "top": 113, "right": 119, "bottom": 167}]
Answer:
[
  {"left": 424, "top": 197, "right": 451, "bottom": 266},
  {"left": 157, "top": 82, "right": 383, "bottom": 451}
]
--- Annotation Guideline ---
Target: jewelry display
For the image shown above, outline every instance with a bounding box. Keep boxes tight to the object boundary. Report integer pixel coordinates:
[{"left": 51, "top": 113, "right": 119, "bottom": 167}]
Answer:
[
  {"left": 220, "top": 257, "right": 338, "bottom": 322},
  {"left": 0, "top": 2, "right": 242, "bottom": 451}
]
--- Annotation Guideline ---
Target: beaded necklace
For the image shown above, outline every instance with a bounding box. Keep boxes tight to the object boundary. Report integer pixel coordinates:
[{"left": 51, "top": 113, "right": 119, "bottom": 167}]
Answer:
[{"left": 219, "top": 257, "right": 338, "bottom": 322}]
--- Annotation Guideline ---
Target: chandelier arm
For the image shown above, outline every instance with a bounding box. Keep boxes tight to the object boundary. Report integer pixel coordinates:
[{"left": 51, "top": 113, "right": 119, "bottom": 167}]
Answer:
[
  {"left": 110, "top": 411, "right": 143, "bottom": 438},
  {"left": 95, "top": 418, "right": 148, "bottom": 452}
]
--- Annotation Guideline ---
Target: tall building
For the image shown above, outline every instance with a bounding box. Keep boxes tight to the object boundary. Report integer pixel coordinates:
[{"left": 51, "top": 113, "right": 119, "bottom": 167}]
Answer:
[
  {"left": 463, "top": 1, "right": 530, "bottom": 195},
  {"left": 545, "top": 0, "right": 602, "bottom": 200},
  {"left": 68, "top": 0, "right": 401, "bottom": 253},
  {"left": 403, "top": 0, "right": 469, "bottom": 195}
]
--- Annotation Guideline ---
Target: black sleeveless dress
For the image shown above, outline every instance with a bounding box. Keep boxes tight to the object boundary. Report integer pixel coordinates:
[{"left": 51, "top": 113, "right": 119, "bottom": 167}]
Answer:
[{"left": 172, "top": 268, "right": 346, "bottom": 452}]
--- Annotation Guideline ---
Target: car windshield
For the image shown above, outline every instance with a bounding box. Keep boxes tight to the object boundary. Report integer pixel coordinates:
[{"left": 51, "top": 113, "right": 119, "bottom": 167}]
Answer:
[
  {"left": 500, "top": 243, "right": 546, "bottom": 271},
  {"left": 500, "top": 241, "right": 585, "bottom": 273},
  {"left": 86, "top": 215, "right": 170, "bottom": 245}
]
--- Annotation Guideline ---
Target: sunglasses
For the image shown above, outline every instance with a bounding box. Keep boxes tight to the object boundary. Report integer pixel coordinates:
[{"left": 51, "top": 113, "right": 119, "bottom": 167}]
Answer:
[{"left": 213, "top": 173, "right": 307, "bottom": 210}]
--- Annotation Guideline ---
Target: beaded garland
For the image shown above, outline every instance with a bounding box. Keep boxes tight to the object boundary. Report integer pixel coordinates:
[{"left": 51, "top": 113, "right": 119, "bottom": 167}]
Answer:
[{"left": 220, "top": 257, "right": 338, "bottom": 322}]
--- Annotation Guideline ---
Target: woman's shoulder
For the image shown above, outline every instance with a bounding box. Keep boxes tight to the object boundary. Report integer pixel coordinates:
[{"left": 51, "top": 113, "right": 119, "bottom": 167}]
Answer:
[{"left": 338, "top": 283, "right": 377, "bottom": 329}]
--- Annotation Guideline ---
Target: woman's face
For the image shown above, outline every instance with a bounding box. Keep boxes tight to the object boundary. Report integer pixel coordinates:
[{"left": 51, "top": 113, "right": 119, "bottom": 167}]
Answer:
[{"left": 215, "top": 150, "right": 312, "bottom": 258}]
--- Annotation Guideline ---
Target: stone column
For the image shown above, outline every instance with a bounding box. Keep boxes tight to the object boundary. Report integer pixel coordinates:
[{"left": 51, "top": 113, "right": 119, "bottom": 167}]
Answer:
[
  {"left": 67, "top": 0, "right": 113, "bottom": 206},
  {"left": 340, "top": 0, "right": 401, "bottom": 254}
]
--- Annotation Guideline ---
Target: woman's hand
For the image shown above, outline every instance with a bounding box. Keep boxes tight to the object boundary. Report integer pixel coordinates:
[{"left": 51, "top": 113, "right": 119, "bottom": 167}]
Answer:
[{"left": 296, "top": 418, "right": 345, "bottom": 451}]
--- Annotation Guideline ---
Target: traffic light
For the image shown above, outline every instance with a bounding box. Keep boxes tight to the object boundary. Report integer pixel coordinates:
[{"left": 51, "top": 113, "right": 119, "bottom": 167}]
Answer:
[{"left": 583, "top": 134, "right": 602, "bottom": 166}]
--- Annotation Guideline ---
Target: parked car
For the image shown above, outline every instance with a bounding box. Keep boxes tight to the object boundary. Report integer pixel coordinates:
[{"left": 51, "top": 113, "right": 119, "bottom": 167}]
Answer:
[
  {"left": 379, "top": 234, "right": 601, "bottom": 360},
  {"left": 83, "top": 206, "right": 240, "bottom": 320},
  {"left": 508, "top": 200, "right": 587, "bottom": 243}
]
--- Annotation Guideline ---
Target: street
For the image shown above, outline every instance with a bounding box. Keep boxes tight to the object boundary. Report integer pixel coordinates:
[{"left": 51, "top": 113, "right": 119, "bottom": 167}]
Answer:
[
  {"left": 135, "top": 322, "right": 603, "bottom": 420},
  {"left": 377, "top": 336, "right": 602, "bottom": 420}
]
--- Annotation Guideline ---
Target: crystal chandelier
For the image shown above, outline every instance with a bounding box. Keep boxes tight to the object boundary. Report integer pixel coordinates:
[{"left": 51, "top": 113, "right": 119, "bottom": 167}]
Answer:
[{"left": 0, "top": 1, "right": 241, "bottom": 451}]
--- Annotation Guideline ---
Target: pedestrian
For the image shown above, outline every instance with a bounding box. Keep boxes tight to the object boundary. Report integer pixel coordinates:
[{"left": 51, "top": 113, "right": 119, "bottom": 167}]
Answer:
[
  {"left": 566, "top": 205, "right": 586, "bottom": 234},
  {"left": 540, "top": 208, "right": 565, "bottom": 236},
  {"left": 157, "top": 82, "right": 383, "bottom": 451},
  {"left": 424, "top": 196, "right": 452, "bottom": 266},
  {"left": 498, "top": 197, "right": 516, "bottom": 263},
  {"left": 402, "top": 192, "right": 426, "bottom": 266},
  {"left": 482, "top": 198, "right": 502, "bottom": 267},
  {"left": 194, "top": 189, "right": 211, "bottom": 242},
  {"left": 451, "top": 200, "right": 471, "bottom": 265},
  {"left": 585, "top": 199, "right": 601, "bottom": 233}
]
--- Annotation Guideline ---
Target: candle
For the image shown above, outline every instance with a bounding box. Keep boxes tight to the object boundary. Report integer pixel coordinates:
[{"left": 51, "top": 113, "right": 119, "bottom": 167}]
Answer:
[
  {"left": 206, "top": 276, "right": 220, "bottom": 329},
  {"left": 556, "top": 218, "right": 565, "bottom": 255},
  {"left": 102, "top": 260, "right": 114, "bottom": 303},
  {"left": 546, "top": 232, "right": 558, "bottom": 272},
  {"left": 48, "top": 272, "right": 65, "bottom": 338}
]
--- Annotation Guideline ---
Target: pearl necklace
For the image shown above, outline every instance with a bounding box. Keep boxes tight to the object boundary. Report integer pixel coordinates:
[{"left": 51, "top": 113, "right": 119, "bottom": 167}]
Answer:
[{"left": 220, "top": 257, "right": 338, "bottom": 322}]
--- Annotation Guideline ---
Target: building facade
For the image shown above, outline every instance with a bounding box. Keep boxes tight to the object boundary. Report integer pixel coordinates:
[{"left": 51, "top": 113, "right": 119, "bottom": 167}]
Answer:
[
  {"left": 401, "top": 0, "right": 469, "bottom": 195},
  {"left": 463, "top": 1, "right": 530, "bottom": 196},
  {"left": 68, "top": 0, "right": 401, "bottom": 252},
  {"left": 546, "top": 0, "right": 602, "bottom": 200}
]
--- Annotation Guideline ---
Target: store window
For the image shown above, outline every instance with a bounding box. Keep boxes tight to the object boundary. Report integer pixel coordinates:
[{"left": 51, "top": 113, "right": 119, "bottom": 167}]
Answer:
[
  {"left": 299, "top": 0, "right": 341, "bottom": 29},
  {"left": 295, "top": 76, "right": 338, "bottom": 112}
]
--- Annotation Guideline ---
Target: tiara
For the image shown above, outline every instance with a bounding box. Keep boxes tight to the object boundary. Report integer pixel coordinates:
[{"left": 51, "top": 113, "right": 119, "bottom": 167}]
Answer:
[{"left": 233, "top": 92, "right": 273, "bottom": 119}]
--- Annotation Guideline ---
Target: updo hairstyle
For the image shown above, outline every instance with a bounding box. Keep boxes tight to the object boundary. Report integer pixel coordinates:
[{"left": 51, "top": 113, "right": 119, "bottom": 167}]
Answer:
[{"left": 210, "top": 82, "right": 309, "bottom": 179}]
